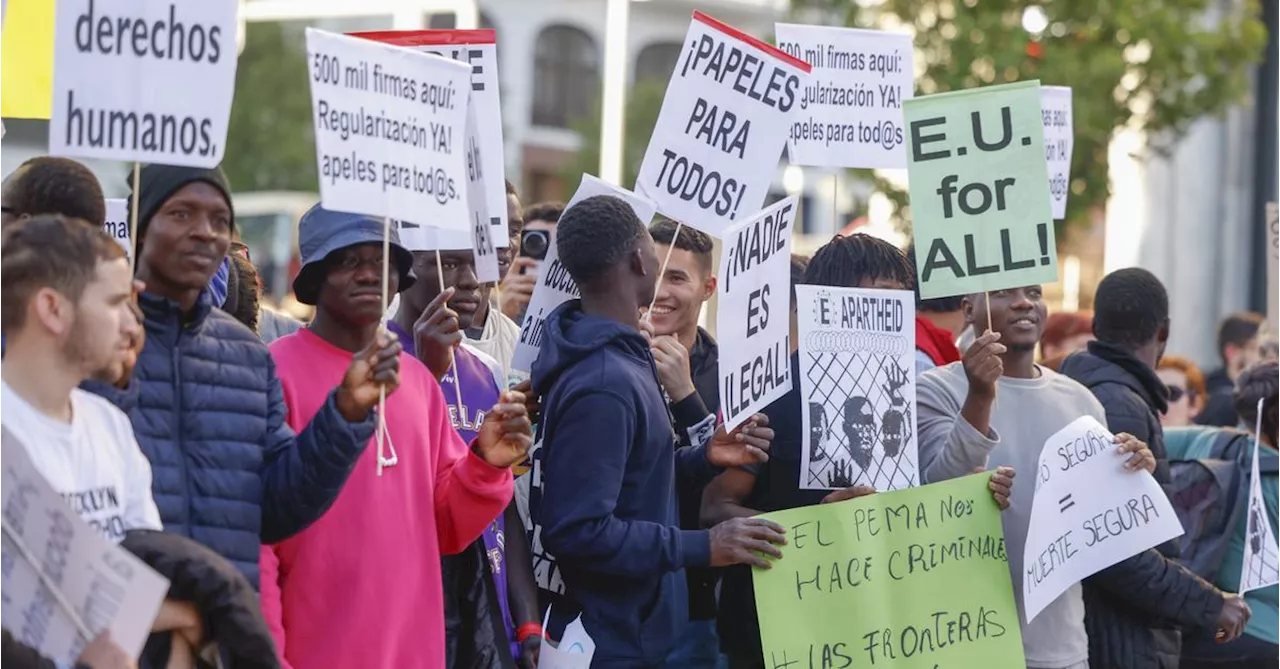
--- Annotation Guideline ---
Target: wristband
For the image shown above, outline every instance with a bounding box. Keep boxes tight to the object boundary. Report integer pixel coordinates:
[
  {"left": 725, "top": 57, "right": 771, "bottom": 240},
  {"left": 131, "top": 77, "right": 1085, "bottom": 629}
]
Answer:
[{"left": 516, "top": 622, "right": 544, "bottom": 644}]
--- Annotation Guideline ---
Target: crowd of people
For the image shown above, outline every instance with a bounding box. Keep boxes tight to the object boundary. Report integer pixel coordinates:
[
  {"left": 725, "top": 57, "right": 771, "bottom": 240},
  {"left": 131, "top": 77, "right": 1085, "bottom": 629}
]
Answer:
[{"left": 0, "top": 151, "right": 1276, "bottom": 669}]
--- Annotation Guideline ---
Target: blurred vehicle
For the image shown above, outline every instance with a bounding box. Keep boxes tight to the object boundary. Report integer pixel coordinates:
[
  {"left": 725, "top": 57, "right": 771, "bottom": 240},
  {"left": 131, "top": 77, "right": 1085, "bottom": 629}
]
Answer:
[{"left": 231, "top": 191, "right": 316, "bottom": 320}]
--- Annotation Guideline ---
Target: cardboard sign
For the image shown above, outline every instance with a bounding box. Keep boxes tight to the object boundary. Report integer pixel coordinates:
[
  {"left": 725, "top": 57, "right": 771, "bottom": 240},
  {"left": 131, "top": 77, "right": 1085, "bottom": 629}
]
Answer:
[
  {"left": 305, "top": 28, "right": 470, "bottom": 232},
  {"left": 1240, "top": 401, "right": 1280, "bottom": 594},
  {"left": 351, "top": 29, "right": 510, "bottom": 247},
  {"left": 1022, "top": 416, "right": 1184, "bottom": 623},
  {"left": 1040, "top": 86, "right": 1073, "bottom": 221},
  {"left": 753, "top": 473, "right": 1026, "bottom": 669},
  {"left": 717, "top": 196, "right": 796, "bottom": 431},
  {"left": 510, "top": 175, "right": 658, "bottom": 374},
  {"left": 48, "top": 0, "right": 238, "bottom": 167},
  {"left": 1, "top": 428, "right": 169, "bottom": 664},
  {"left": 103, "top": 198, "right": 130, "bottom": 259},
  {"left": 635, "top": 11, "right": 811, "bottom": 237},
  {"left": 796, "top": 285, "right": 918, "bottom": 491},
  {"left": 773, "top": 24, "right": 914, "bottom": 169},
  {"left": 1267, "top": 202, "right": 1277, "bottom": 326},
  {"left": 904, "top": 80, "right": 1058, "bottom": 300}
]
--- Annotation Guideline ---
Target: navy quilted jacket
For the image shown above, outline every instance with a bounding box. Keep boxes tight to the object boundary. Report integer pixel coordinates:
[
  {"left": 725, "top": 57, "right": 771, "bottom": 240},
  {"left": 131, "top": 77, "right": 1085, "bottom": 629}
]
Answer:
[{"left": 85, "top": 291, "right": 375, "bottom": 587}]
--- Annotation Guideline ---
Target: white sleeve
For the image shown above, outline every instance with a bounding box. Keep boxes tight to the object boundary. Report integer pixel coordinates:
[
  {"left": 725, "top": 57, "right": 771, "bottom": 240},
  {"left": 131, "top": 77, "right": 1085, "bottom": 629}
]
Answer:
[{"left": 113, "top": 411, "right": 163, "bottom": 532}]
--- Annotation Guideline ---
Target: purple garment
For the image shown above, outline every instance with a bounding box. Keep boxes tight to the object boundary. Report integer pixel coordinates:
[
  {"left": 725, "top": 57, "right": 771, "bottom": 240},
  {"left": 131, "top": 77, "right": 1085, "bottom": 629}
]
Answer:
[{"left": 387, "top": 321, "right": 518, "bottom": 658}]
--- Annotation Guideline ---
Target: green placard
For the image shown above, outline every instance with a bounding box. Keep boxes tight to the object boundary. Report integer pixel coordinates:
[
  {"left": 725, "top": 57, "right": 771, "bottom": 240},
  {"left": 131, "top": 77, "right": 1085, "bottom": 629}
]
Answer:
[
  {"left": 904, "top": 80, "right": 1058, "bottom": 300},
  {"left": 753, "top": 474, "right": 1026, "bottom": 669}
]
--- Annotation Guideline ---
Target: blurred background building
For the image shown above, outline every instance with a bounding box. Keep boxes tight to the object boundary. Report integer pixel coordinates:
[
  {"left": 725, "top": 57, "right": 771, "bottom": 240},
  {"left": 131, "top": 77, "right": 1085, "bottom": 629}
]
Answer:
[{"left": 2, "top": 0, "right": 1275, "bottom": 366}]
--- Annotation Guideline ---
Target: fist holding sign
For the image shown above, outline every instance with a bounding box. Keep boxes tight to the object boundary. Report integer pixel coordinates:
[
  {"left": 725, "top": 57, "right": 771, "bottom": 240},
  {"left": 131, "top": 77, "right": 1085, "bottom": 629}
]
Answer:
[{"left": 636, "top": 11, "right": 811, "bottom": 237}]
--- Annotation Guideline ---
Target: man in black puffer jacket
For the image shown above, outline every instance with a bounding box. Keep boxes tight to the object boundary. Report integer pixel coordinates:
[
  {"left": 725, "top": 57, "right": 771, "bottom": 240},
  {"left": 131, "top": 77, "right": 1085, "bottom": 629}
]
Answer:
[{"left": 1059, "top": 268, "right": 1251, "bottom": 669}]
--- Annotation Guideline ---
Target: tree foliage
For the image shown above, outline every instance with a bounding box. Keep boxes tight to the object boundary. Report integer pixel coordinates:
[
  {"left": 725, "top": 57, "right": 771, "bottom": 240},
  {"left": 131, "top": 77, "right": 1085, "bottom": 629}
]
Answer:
[
  {"left": 793, "top": 0, "right": 1266, "bottom": 230},
  {"left": 561, "top": 78, "right": 670, "bottom": 189},
  {"left": 222, "top": 22, "right": 318, "bottom": 193}
]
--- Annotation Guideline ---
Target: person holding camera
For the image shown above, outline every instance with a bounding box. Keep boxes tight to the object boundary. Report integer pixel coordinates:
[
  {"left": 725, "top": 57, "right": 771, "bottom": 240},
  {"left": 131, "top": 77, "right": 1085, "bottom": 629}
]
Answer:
[{"left": 499, "top": 201, "right": 563, "bottom": 325}]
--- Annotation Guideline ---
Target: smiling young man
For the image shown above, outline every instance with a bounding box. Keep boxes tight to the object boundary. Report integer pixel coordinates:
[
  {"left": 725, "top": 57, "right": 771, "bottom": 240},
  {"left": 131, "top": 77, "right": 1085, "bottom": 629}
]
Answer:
[
  {"left": 643, "top": 218, "right": 725, "bottom": 666},
  {"left": 257, "top": 205, "right": 530, "bottom": 669},
  {"left": 917, "top": 285, "right": 1184, "bottom": 669},
  {"left": 84, "top": 164, "right": 401, "bottom": 586}
]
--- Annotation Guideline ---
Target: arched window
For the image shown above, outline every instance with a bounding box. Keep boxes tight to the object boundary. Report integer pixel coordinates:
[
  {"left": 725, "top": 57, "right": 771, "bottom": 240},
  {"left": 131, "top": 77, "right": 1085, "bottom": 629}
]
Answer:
[
  {"left": 532, "top": 25, "right": 599, "bottom": 128},
  {"left": 634, "top": 42, "right": 682, "bottom": 85}
]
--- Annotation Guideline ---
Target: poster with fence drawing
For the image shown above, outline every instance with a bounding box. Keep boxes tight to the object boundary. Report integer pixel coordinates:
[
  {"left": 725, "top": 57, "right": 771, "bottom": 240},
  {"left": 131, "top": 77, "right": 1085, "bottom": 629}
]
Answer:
[
  {"left": 796, "top": 285, "right": 917, "bottom": 491},
  {"left": 1240, "top": 399, "right": 1279, "bottom": 594}
]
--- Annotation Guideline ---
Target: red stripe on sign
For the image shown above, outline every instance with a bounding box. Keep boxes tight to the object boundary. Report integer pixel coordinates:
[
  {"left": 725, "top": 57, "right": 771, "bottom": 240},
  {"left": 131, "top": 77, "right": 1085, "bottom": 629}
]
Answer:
[
  {"left": 691, "top": 11, "right": 811, "bottom": 73},
  {"left": 348, "top": 29, "right": 497, "bottom": 46}
]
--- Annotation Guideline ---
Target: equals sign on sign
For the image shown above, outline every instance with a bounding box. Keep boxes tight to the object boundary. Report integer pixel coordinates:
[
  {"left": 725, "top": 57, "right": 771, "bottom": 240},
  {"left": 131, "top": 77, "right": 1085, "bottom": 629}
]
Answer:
[{"left": 1059, "top": 494, "right": 1075, "bottom": 513}]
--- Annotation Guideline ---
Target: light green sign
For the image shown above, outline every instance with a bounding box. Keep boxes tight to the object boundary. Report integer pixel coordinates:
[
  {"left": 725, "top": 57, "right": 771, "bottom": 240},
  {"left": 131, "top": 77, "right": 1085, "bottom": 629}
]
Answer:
[
  {"left": 754, "top": 474, "right": 1026, "bottom": 669},
  {"left": 904, "top": 80, "right": 1057, "bottom": 300}
]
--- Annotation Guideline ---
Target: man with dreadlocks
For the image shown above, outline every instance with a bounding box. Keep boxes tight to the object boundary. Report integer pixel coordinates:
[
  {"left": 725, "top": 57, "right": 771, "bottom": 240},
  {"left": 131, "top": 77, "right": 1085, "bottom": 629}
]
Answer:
[{"left": 701, "top": 233, "right": 1015, "bottom": 669}]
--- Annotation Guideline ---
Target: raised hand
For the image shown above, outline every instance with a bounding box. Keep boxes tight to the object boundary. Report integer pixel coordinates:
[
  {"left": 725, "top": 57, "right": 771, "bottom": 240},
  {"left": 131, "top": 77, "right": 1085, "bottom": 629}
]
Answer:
[
  {"left": 707, "top": 414, "right": 774, "bottom": 468},
  {"left": 963, "top": 330, "right": 1005, "bottom": 398},
  {"left": 336, "top": 329, "right": 402, "bottom": 421},
  {"left": 650, "top": 335, "right": 695, "bottom": 402},
  {"left": 476, "top": 390, "right": 534, "bottom": 468},
  {"left": 413, "top": 287, "right": 463, "bottom": 381}
]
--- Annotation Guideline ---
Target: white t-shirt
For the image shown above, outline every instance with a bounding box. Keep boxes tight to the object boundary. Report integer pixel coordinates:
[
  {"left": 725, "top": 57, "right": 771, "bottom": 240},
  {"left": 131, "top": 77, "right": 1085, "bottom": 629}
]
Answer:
[{"left": 1, "top": 381, "right": 162, "bottom": 543}]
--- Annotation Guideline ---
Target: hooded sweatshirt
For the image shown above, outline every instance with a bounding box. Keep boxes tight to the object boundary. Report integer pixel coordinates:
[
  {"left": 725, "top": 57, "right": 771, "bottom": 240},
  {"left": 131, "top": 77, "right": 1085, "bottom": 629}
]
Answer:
[
  {"left": 529, "top": 300, "right": 719, "bottom": 664},
  {"left": 257, "top": 328, "right": 512, "bottom": 669}
]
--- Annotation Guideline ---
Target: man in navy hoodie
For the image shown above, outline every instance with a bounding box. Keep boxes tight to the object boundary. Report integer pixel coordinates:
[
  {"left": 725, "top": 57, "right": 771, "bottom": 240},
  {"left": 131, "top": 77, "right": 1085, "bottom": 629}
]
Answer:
[{"left": 532, "top": 195, "right": 788, "bottom": 665}]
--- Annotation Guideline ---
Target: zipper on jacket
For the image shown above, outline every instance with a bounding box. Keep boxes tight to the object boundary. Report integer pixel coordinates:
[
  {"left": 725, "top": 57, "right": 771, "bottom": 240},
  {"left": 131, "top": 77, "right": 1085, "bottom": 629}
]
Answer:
[{"left": 172, "top": 325, "right": 194, "bottom": 538}]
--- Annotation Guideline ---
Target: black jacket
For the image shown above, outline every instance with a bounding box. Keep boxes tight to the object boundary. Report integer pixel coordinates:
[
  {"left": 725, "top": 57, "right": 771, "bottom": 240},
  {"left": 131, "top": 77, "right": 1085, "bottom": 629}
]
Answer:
[
  {"left": 670, "top": 327, "right": 721, "bottom": 621},
  {"left": 1060, "top": 342, "right": 1225, "bottom": 669},
  {"left": 1196, "top": 368, "right": 1239, "bottom": 427},
  {"left": 442, "top": 541, "right": 516, "bottom": 669}
]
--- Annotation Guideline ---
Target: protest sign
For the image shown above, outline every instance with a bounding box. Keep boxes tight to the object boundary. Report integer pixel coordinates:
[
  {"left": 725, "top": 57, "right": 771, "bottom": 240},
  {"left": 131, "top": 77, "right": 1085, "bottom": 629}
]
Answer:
[
  {"left": 1240, "top": 400, "right": 1280, "bottom": 594},
  {"left": 1040, "top": 86, "right": 1073, "bottom": 221},
  {"left": 773, "top": 24, "right": 913, "bottom": 169},
  {"left": 796, "top": 284, "right": 917, "bottom": 491},
  {"left": 1, "top": 428, "right": 169, "bottom": 664},
  {"left": 351, "top": 29, "right": 510, "bottom": 247},
  {"left": 1022, "top": 416, "right": 1184, "bottom": 622},
  {"left": 510, "top": 175, "right": 658, "bottom": 374},
  {"left": 754, "top": 473, "right": 1025, "bottom": 669},
  {"left": 635, "top": 11, "right": 811, "bottom": 237},
  {"left": 904, "top": 80, "right": 1058, "bottom": 300},
  {"left": 305, "top": 28, "right": 470, "bottom": 232},
  {"left": 48, "top": 0, "right": 238, "bottom": 167},
  {"left": 717, "top": 196, "right": 796, "bottom": 431},
  {"left": 103, "top": 198, "right": 130, "bottom": 259},
  {"left": 1266, "top": 202, "right": 1277, "bottom": 326}
]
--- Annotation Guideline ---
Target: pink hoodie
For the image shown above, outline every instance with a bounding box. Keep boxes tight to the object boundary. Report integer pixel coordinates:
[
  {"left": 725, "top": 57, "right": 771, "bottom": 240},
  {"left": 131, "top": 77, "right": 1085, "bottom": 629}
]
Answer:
[{"left": 259, "top": 329, "right": 512, "bottom": 668}]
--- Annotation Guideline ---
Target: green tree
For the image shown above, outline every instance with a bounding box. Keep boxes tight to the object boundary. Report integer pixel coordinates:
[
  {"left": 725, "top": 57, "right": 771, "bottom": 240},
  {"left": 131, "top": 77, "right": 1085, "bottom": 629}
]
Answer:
[
  {"left": 794, "top": 0, "right": 1266, "bottom": 230},
  {"left": 222, "top": 22, "right": 318, "bottom": 192},
  {"left": 561, "top": 78, "right": 670, "bottom": 189}
]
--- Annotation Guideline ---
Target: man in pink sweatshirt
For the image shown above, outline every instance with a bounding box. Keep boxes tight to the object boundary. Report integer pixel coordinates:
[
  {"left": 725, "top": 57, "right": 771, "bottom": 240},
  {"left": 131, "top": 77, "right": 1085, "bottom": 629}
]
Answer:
[{"left": 259, "top": 205, "right": 533, "bottom": 669}]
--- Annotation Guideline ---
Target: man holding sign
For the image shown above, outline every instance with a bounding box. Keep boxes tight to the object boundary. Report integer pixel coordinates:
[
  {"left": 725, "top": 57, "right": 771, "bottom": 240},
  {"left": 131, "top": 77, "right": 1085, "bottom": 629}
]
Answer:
[
  {"left": 917, "top": 285, "right": 1159, "bottom": 668},
  {"left": 531, "top": 195, "right": 783, "bottom": 665}
]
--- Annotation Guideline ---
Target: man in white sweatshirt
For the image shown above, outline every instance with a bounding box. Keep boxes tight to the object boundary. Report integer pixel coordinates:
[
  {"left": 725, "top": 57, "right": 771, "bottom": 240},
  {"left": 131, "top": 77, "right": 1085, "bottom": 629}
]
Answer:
[{"left": 917, "top": 285, "right": 1157, "bottom": 669}]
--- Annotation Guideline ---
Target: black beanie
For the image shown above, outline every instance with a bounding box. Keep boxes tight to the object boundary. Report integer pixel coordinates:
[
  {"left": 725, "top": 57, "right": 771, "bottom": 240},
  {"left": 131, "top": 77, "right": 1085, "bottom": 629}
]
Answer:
[{"left": 130, "top": 164, "right": 235, "bottom": 248}]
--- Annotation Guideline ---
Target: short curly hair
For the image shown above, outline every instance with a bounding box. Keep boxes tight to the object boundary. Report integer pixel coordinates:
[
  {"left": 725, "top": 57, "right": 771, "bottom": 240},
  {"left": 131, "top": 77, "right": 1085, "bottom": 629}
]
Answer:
[
  {"left": 3, "top": 156, "right": 107, "bottom": 227},
  {"left": 1235, "top": 361, "right": 1278, "bottom": 446},
  {"left": 557, "top": 195, "right": 646, "bottom": 285}
]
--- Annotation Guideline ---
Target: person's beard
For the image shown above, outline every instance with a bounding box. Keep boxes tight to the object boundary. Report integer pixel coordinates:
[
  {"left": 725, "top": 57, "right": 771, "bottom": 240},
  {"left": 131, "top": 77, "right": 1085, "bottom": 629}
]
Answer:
[{"left": 62, "top": 313, "right": 112, "bottom": 380}]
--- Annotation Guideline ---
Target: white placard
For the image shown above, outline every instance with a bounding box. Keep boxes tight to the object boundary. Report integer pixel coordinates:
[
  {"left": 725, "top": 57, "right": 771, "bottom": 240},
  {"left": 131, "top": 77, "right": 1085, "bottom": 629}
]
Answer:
[
  {"left": 104, "top": 198, "right": 130, "bottom": 259},
  {"left": 773, "top": 24, "right": 914, "bottom": 169},
  {"left": 1266, "top": 202, "right": 1277, "bottom": 327},
  {"left": 1041, "top": 86, "right": 1074, "bottom": 221},
  {"left": 795, "top": 285, "right": 917, "bottom": 491},
  {"left": 352, "top": 29, "right": 510, "bottom": 248},
  {"left": 635, "top": 11, "right": 811, "bottom": 238},
  {"left": 1, "top": 428, "right": 169, "bottom": 664},
  {"left": 510, "top": 175, "right": 658, "bottom": 374},
  {"left": 1023, "top": 416, "right": 1184, "bottom": 623},
  {"left": 1240, "top": 401, "right": 1280, "bottom": 594},
  {"left": 717, "top": 196, "right": 796, "bottom": 431},
  {"left": 49, "top": 0, "right": 239, "bottom": 168},
  {"left": 305, "top": 28, "right": 470, "bottom": 233}
]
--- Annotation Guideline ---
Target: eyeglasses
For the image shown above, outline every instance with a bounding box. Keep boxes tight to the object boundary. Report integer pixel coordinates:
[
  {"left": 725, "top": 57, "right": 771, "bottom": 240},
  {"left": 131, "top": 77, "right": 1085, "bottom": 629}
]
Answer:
[{"left": 1168, "top": 385, "right": 1187, "bottom": 402}]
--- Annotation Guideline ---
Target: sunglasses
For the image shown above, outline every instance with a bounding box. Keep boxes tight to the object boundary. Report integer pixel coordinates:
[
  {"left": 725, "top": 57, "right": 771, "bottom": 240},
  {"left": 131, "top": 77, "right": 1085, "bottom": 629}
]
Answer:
[{"left": 1167, "top": 385, "right": 1191, "bottom": 403}]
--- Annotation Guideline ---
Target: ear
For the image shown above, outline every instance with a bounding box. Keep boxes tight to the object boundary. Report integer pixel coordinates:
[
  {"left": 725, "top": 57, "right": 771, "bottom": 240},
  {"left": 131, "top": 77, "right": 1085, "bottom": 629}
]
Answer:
[
  {"left": 630, "top": 247, "right": 648, "bottom": 277},
  {"left": 702, "top": 274, "right": 717, "bottom": 301},
  {"left": 31, "top": 287, "right": 72, "bottom": 337},
  {"left": 1157, "top": 318, "right": 1171, "bottom": 345},
  {"left": 961, "top": 295, "right": 977, "bottom": 326}
]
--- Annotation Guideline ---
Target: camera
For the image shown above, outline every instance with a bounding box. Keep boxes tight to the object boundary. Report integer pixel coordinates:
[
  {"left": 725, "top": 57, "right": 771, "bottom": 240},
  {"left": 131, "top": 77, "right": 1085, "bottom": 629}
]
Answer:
[{"left": 519, "top": 229, "right": 550, "bottom": 261}]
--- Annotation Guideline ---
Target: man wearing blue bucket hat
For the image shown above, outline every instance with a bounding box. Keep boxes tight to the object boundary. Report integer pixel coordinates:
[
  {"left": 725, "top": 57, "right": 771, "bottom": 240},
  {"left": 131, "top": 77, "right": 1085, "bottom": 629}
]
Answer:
[
  {"left": 87, "top": 164, "right": 403, "bottom": 586},
  {"left": 257, "top": 204, "right": 532, "bottom": 669}
]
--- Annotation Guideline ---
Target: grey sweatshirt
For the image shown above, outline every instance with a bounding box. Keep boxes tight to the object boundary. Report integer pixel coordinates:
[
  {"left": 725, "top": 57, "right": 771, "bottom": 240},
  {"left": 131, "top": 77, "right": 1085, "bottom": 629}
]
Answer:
[{"left": 918, "top": 362, "right": 1107, "bottom": 669}]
